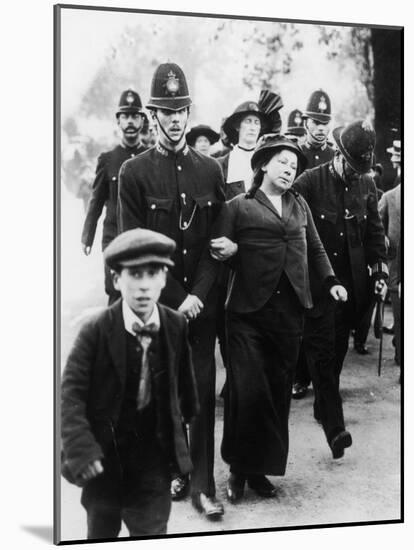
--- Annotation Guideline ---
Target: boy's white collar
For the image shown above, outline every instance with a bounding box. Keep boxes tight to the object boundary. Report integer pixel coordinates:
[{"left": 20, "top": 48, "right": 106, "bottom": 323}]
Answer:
[{"left": 122, "top": 300, "right": 160, "bottom": 336}]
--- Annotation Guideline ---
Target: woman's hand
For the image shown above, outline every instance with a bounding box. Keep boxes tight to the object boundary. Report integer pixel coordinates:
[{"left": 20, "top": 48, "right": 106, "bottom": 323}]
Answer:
[
  {"left": 330, "top": 285, "right": 348, "bottom": 302},
  {"left": 80, "top": 459, "right": 104, "bottom": 482},
  {"left": 209, "top": 237, "right": 238, "bottom": 261}
]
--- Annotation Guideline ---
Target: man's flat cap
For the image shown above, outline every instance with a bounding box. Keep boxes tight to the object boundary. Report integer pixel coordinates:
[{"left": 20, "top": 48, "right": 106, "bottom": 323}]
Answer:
[{"left": 104, "top": 228, "right": 176, "bottom": 269}]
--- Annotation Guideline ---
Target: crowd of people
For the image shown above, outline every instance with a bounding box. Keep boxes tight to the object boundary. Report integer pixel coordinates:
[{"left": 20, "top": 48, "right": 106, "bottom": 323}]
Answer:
[{"left": 61, "top": 61, "right": 402, "bottom": 540}]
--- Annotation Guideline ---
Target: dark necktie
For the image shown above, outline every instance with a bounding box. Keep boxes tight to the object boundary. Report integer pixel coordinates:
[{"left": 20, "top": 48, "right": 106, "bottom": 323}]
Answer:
[{"left": 132, "top": 322, "right": 159, "bottom": 410}]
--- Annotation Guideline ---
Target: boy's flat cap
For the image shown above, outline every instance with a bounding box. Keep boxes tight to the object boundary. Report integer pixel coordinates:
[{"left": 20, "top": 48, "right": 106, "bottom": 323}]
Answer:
[{"left": 104, "top": 228, "right": 176, "bottom": 269}]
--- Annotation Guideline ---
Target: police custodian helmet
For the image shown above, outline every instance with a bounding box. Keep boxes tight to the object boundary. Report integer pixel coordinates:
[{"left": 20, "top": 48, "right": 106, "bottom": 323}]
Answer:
[
  {"left": 146, "top": 62, "right": 192, "bottom": 112},
  {"left": 302, "top": 89, "right": 332, "bottom": 124},
  {"left": 286, "top": 109, "right": 306, "bottom": 137},
  {"left": 116, "top": 89, "right": 146, "bottom": 117},
  {"left": 332, "top": 120, "right": 376, "bottom": 174}
]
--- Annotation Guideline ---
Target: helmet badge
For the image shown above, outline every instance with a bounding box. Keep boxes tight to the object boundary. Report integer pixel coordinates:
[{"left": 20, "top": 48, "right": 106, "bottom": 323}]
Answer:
[
  {"left": 126, "top": 92, "right": 135, "bottom": 105},
  {"left": 294, "top": 112, "right": 302, "bottom": 126},
  {"left": 318, "top": 95, "right": 328, "bottom": 113},
  {"left": 165, "top": 71, "right": 180, "bottom": 96}
]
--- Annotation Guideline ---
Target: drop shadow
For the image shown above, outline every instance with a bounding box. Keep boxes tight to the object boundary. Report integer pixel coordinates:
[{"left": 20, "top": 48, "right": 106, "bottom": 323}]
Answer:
[{"left": 21, "top": 525, "right": 53, "bottom": 543}]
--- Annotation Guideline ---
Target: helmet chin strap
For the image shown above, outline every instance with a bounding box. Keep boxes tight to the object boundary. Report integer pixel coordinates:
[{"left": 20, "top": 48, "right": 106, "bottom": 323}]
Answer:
[{"left": 155, "top": 112, "right": 186, "bottom": 146}]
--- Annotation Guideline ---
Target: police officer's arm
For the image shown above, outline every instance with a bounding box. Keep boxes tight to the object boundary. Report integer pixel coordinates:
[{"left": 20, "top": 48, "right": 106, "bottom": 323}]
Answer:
[
  {"left": 61, "top": 318, "right": 105, "bottom": 485},
  {"left": 117, "top": 159, "right": 147, "bottom": 232},
  {"left": 303, "top": 197, "right": 346, "bottom": 300},
  {"left": 81, "top": 153, "right": 109, "bottom": 254},
  {"left": 191, "top": 167, "right": 227, "bottom": 302},
  {"left": 364, "top": 179, "right": 389, "bottom": 287}
]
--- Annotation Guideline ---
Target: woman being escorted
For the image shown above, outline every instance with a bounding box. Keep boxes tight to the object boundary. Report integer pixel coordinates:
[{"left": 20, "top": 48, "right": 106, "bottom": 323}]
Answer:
[{"left": 210, "top": 135, "right": 347, "bottom": 502}]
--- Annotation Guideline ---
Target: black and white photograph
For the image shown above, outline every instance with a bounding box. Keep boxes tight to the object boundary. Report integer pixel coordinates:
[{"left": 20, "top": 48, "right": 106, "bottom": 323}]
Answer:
[{"left": 54, "top": 1, "right": 404, "bottom": 545}]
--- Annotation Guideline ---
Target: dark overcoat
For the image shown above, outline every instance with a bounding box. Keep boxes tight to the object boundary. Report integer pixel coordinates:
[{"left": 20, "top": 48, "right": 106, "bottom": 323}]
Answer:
[
  {"left": 300, "top": 142, "right": 335, "bottom": 169},
  {"left": 61, "top": 301, "right": 199, "bottom": 485},
  {"left": 213, "top": 188, "right": 336, "bottom": 313},
  {"left": 293, "top": 161, "right": 388, "bottom": 316},
  {"left": 81, "top": 144, "right": 147, "bottom": 250}
]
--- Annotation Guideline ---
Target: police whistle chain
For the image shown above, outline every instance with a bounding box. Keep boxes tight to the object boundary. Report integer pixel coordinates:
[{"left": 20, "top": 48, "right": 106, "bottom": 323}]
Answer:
[{"left": 373, "top": 282, "right": 385, "bottom": 377}]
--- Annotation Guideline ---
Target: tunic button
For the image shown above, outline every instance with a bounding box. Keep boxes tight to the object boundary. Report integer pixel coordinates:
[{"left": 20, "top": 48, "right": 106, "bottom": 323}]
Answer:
[
  {"left": 207, "top": 201, "right": 212, "bottom": 206},
  {"left": 364, "top": 215, "right": 367, "bottom": 219},
  {"left": 112, "top": 176, "right": 117, "bottom": 181},
  {"left": 345, "top": 187, "right": 349, "bottom": 192},
  {"left": 151, "top": 204, "right": 156, "bottom": 210},
  {"left": 333, "top": 252, "right": 338, "bottom": 257},
  {"left": 131, "top": 153, "right": 134, "bottom": 158},
  {"left": 177, "top": 165, "right": 182, "bottom": 171},
  {"left": 184, "top": 276, "right": 187, "bottom": 283},
  {"left": 340, "top": 232, "right": 344, "bottom": 237},
  {"left": 183, "top": 221, "right": 188, "bottom": 228},
  {"left": 320, "top": 214, "right": 325, "bottom": 219},
  {"left": 183, "top": 249, "right": 187, "bottom": 255},
  {"left": 315, "top": 155, "right": 319, "bottom": 160},
  {"left": 276, "top": 290, "right": 281, "bottom": 295}
]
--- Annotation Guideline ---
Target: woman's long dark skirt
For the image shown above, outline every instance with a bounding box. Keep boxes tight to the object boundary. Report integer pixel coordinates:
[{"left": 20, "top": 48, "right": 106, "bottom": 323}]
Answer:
[{"left": 221, "top": 276, "right": 304, "bottom": 476}]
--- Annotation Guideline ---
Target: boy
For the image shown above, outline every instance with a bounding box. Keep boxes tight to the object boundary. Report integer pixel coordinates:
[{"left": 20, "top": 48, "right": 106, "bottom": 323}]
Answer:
[{"left": 61, "top": 228, "right": 199, "bottom": 540}]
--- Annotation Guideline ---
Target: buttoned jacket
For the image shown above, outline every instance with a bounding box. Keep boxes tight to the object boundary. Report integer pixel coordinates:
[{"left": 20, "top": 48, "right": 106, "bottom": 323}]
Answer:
[
  {"left": 293, "top": 161, "right": 387, "bottom": 313},
  {"left": 61, "top": 301, "right": 199, "bottom": 485},
  {"left": 117, "top": 144, "right": 225, "bottom": 314},
  {"left": 212, "top": 188, "right": 335, "bottom": 313},
  {"left": 81, "top": 144, "right": 147, "bottom": 249}
]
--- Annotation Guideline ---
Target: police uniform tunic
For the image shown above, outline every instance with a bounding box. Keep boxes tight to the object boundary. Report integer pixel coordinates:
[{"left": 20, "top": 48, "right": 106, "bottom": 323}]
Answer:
[
  {"left": 300, "top": 141, "right": 335, "bottom": 170},
  {"left": 293, "top": 161, "right": 388, "bottom": 440},
  {"left": 81, "top": 143, "right": 147, "bottom": 302},
  {"left": 118, "top": 142, "right": 225, "bottom": 498}
]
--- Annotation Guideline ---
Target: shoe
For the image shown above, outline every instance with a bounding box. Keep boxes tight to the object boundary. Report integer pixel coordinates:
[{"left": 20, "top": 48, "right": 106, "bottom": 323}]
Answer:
[
  {"left": 383, "top": 325, "right": 394, "bottom": 335},
  {"left": 329, "top": 430, "right": 352, "bottom": 459},
  {"left": 354, "top": 342, "right": 370, "bottom": 355},
  {"left": 171, "top": 475, "right": 189, "bottom": 501},
  {"left": 247, "top": 475, "right": 277, "bottom": 498},
  {"left": 292, "top": 382, "right": 309, "bottom": 399},
  {"left": 226, "top": 473, "right": 245, "bottom": 503},
  {"left": 192, "top": 493, "right": 224, "bottom": 520}
]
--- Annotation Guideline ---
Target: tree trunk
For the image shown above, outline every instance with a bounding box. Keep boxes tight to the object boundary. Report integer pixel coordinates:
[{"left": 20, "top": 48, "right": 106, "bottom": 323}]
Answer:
[{"left": 371, "top": 28, "right": 403, "bottom": 191}]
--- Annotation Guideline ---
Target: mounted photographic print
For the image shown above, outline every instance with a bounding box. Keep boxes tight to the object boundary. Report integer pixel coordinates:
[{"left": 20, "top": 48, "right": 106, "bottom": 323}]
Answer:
[{"left": 54, "top": 3, "right": 403, "bottom": 544}]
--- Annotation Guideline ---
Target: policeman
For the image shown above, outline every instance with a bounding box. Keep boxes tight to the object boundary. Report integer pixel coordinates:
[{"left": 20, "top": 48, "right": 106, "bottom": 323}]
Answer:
[
  {"left": 301, "top": 89, "right": 335, "bottom": 168},
  {"left": 293, "top": 120, "right": 388, "bottom": 459},
  {"left": 117, "top": 63, "right": 225, "bottom": 519},
  {"left": 81, "top": 89, "right": 148, "bottom": 303},
  {"left": 285, "top": 108, "right": 306, "bottom": 143},
  {"left": 293, "top": 90, "right": 336, "bottom": 399},
  {"left": 186, "top": 124, "right": 220, "bottom": 156}
]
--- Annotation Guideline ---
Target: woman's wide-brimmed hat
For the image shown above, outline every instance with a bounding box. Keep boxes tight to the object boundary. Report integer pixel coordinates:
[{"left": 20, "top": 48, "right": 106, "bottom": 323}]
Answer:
[
  {"left": 186, "top": 124, "right": 220, "bottom": 146},
  {"left": 332, "top": 120, "right": 376, "bottom": 174},
  {"left": 251, "top": 133, "right": 308, "bottom": 176},
  {"left": 222, "top": 101, "right": 272, "bottom": 145}
]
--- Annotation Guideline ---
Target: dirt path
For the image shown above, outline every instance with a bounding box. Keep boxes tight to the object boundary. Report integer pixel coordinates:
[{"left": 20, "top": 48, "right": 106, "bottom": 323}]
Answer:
[{"left": 59, "top": 296, "right": 400, "bottom": 541}]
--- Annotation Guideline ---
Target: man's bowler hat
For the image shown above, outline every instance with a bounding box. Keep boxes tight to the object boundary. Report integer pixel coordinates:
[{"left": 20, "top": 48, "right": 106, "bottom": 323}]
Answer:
[
  {"left": 104, "top": 229, "right": 176, "bottom": 270},
  {"left": 333, "top": 119, "right": 376, "bottom": 174}
]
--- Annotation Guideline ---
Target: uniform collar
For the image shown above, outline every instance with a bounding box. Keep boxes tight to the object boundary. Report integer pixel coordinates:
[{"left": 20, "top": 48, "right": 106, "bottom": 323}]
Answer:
[
  {"left": 156, "top": 140, "right": 189, "bottom": 158},
  {"left": 304, "top": 140, "right": 327, "bottom": 152},
  {"left": 122, "top": 300, "right": 160, "bottom": 336}
]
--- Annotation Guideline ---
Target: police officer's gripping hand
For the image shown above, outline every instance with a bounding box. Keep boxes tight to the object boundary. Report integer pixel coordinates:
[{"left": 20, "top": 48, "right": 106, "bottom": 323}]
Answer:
[
  {"left": 374, "top": 279, "right": 387, "bottom": 300},
  {"left": 330, "top": 285, "right": 348, "bottom": 302},
  {"left": 178, "top": 294, "right": 204, "bottom": 321},
  {"left": 79, "top": 459, "right": 104, "bottom": 482},
  {"left": 82, "top": 244, "right": 92, "bottom": 256},
  {"left": 209, "top": 237, "right": 238, "bottom": 261}
]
